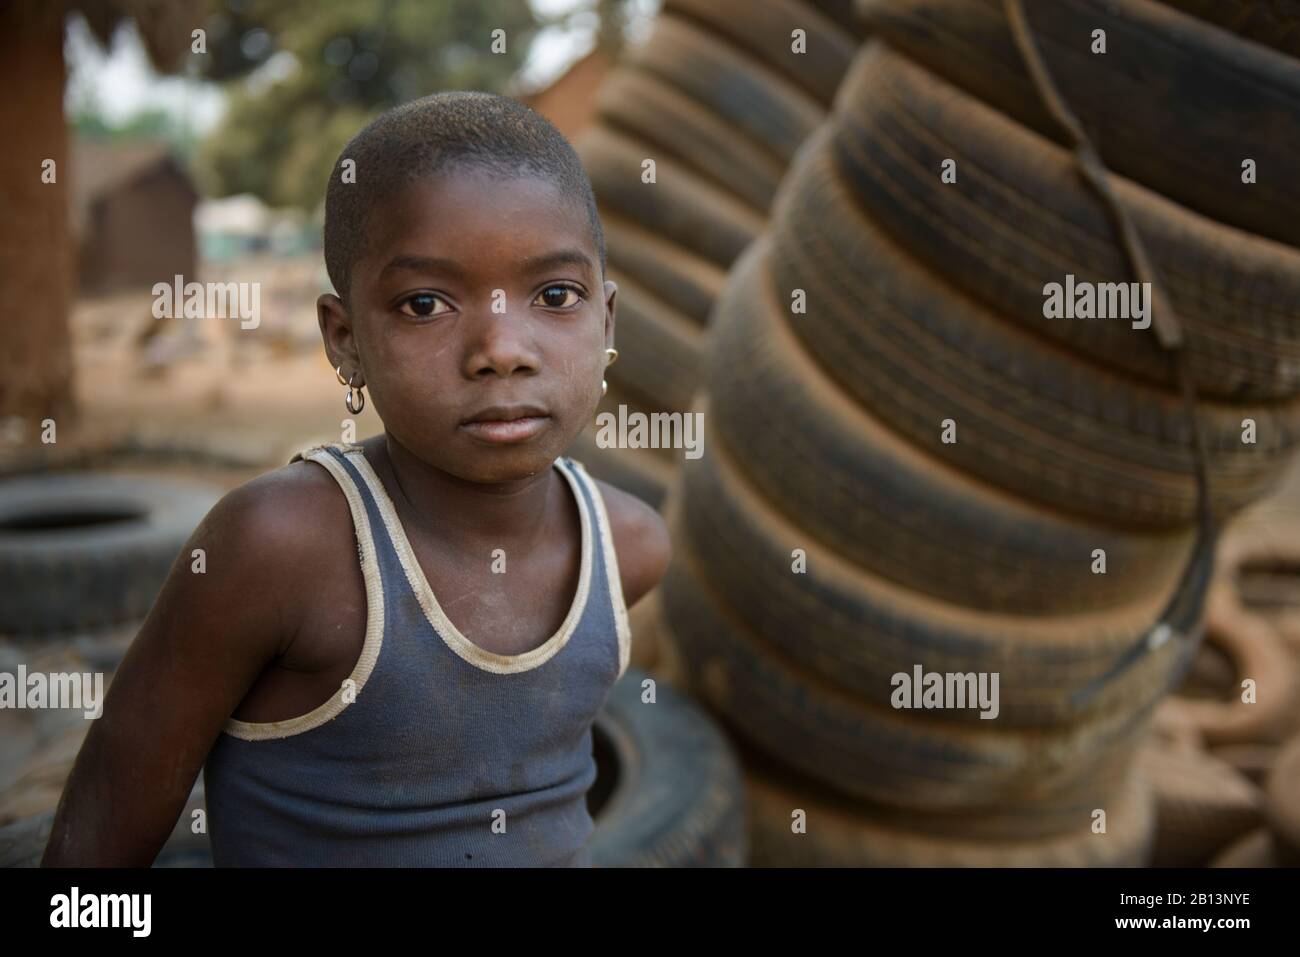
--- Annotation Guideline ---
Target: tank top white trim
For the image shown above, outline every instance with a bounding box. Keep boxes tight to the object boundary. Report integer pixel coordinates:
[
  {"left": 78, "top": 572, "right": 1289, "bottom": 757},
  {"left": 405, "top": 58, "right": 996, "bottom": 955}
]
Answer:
[{"left": 221, "top": 443, "right": 630, "bottom": 741}]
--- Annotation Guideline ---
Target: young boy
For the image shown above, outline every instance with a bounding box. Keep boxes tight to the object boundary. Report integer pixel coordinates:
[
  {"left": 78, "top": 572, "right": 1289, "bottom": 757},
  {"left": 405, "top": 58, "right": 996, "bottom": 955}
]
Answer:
[{"left": 42, "top": 92, "right": 671, "bottom": 867}]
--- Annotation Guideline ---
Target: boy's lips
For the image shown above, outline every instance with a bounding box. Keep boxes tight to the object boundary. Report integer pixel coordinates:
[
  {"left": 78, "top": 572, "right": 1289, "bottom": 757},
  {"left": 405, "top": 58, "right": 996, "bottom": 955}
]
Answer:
[{"left": 459, "top": 405, "right": 551, "bottom": 444}]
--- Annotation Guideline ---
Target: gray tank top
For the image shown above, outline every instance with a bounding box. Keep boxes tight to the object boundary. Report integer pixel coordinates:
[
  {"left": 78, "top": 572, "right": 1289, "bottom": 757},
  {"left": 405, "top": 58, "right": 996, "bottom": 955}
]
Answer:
[{"left": 202, "top": 442, "right": 631, "bottom": 866}]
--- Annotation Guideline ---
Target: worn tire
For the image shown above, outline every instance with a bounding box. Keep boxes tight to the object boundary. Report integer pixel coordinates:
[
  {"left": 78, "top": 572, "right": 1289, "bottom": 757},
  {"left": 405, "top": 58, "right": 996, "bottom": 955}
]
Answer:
[
  {"left": 709, "top": 237, "right": 1198, "bottom": 612},
  {"left": 596, "top": 69, "right": 784, "bottom": 214},
  {"left": 661, "top": 534, "right": 1168, "bottom": 810},
  {"left": 833, "top": 42, "right": 1300, "bottom": 401},
  {"left": 581, "top": 123, "right": 765, "bottom": 269},
  {"left": 1156, "top": 0, "right": 1300, "bottom": 58},
  {"left": 678, "top": 418, "right": 1195, "bottom": 728},
  {"left": 627, "top": 14, "right": 826, "bottom": 166},
  {"left": 770, "top": 132, "right": 1300, "bottom": 528},
  {"left": 588, "top": 668, "right": 747, "bottom": 867},
  {"left": 855, "top": 0, "right": 1300, "bottom": 250},
  {"left": 602, "top": 213, "right": 727, "bottom": 327},
  {"left": 664, "top": 0, "right": 860, "bottom": 104},
  {"left": 746, "top": 753, "right": 1155, "bottom": 866},
  {"left": 0, "top": 472, "right": 219, "bottom": 635},
  {"left": 1174, "top": 585, "right": 1297, "bottom": 746},
  {"left": 603, "top": 267, "right": 706, "bottom": 414}
]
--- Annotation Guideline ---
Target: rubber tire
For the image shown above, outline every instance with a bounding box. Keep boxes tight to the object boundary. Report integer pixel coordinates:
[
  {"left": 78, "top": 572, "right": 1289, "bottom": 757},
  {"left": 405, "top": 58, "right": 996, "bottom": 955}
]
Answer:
[
  {"left": 664, "top": 0, "right": 861, "bottom": 104},
  {"left": 0, "top": 472, "right": 219, "bottom": 635},
  {"left": 588, "top": 668, "right": 747, "bottom": 867},
  {"left": 580, "top": 122, "right": 765, "bottom": 269},
  {"left": 832, "top": 42, "right": 1300, "bottom": 401},
  {"left": 626, "top": 14, "right": 826, "bottom": 166},
  {"left": 854, "top": 0, "right": 1300, "bottom": 250},
  {"left": 676, "top": 415, "right": 1195, "bottom": 728},
  {"left": 770, "top": 131, "right": 1300, "bottom": 528},
  {"left": 1174, "top": 585, "right": 1297, "bottom": 746},
  {"left": 596, "top": 69, "right": 785, "bottom": 214},
  {"left": 745, "top": 752, "right": 1155, "bottom": 866},
  {"left": 601, "top": 213, "right": 727, "bottom": 328},
  {"left": 660, "top": 534, "right": 1168, "bottom": 811},
  {"left": 1156, "top": 0, "right": 1300, "bottom": 58},
  {"left": 603, "top": 267, "right": 706, "bottom": 414},
  {"left": 1139, "top": 740, "right": 1263, "bottom": 866},
  {"left": 709, "top": 237, "right": 1198, "bottom": 613}
]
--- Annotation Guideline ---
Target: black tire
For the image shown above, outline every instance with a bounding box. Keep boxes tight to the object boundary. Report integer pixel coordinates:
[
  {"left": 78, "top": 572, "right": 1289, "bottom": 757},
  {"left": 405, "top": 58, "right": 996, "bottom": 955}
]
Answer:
[
  {"left": 627, "top": 15, "right": 826, "bottom": 166},
  {"left": 1174, "top": 586, "right": 1297, "bottom": 746},
  {"left": 0, "top": 472, "right": 219, "bottom": 635},
  {"left": 677, "top": 416, "right": 1192, "bottom": 728},
  {"left": 746, "top": 754, "right": 1155, "bottom": 865},
  {"left": 580, "top": 123, "right": 765, "bottom": 269},
  {"left": 596, "top": 70, "right": 785, "bottom": 214},
  {"left": 664, "top": 0, "right": 861, "bottom": 104},
  {"left": 1156, "top": 0, "right": 1300, "bottom": 58},
  {"left": 604, "top": 267, "right": 706, "bottom": 414},
  {"left": 770, "top": 132, "right": 1300, "bottom": 527},
  {"left": 855, "top": 0, "right": 1300, "bottom": 249},
  {"left": 660, "top": 539, "right": 1164, "bottom": 810},
  {"left": 603, "top": 213, "right": 726, "bottom": 327},
  {"left": 832, "top": 42, "right": 1300, "bottom": 401},
  {"left": 588, "top": 668, "right": 747, "bottom": 867},
  {"left": 708, "top": 237, "right": 1198, "bottom": 614}
]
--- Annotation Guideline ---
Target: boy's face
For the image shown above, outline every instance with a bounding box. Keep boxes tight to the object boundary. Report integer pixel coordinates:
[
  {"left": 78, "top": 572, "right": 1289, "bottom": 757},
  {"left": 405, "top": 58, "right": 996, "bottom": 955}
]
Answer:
[{"left": 318, "top": 165, "right": 615, "bottom": 483}]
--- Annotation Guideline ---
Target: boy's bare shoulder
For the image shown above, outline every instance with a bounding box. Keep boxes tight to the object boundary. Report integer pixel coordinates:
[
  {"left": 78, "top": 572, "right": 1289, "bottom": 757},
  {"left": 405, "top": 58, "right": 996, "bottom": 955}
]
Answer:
[
  {"left": 588, "top": 475, "right": 671, "bottom": 607},
  {"left": 194, "top": 456, "right": 351, "bottom": 574}
]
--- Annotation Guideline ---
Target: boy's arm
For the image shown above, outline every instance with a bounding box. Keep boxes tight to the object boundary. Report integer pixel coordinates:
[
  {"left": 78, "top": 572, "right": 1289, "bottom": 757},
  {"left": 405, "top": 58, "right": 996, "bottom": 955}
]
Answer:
[
  {"left": 595, "top": 479, "right": 671, "bottom": 608},
  {"left": 40, "top": 470, "right": 319, "bottom": 866}
]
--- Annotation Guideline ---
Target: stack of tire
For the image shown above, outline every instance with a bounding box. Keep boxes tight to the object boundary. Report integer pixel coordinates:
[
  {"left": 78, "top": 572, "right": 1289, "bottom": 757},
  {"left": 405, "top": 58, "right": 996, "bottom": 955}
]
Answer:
[
  {"left": 657, "top": 0, "right": 1300, "bottom": 865},
  {"left": 569, "top": 0, "right": 865, "bottom": 507}
]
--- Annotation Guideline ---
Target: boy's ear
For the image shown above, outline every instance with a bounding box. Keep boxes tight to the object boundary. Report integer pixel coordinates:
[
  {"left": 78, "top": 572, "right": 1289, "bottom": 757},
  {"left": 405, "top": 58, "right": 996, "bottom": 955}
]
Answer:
[
  {"left": 602, "top": 279, "right": 617, "bottom": 348},
  {"left": 317, "top": 293, "right": 364, "bottom": 385}
]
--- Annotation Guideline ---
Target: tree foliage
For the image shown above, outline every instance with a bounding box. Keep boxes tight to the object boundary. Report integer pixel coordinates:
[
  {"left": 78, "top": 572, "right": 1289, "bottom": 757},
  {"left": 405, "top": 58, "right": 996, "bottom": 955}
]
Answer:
[{"left": 194, "top": 0, "right": 542, "bottom": 210}]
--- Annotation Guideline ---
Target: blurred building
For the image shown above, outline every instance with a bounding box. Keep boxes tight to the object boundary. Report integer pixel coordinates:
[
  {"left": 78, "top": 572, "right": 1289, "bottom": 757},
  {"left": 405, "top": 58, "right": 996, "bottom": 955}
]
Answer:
[
  {"left": 72, "top": 140, "right": 198, "bottom": 295},
  {"left": 520, "top": 49, "right": 612, "bottom": 139}
]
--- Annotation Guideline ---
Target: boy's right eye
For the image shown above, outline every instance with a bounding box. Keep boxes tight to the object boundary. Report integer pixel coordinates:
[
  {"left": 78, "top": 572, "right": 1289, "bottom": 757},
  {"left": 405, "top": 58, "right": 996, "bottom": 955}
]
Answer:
[{"left": 398, "top": 293, "right": 452, "bottom": 318}]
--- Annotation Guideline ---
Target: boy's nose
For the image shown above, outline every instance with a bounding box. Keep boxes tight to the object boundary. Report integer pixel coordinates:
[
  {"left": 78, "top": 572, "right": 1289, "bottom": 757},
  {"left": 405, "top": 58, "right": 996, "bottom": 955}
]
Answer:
[{"left": 463, "top": 309, "right": 541, "bottom": 379}]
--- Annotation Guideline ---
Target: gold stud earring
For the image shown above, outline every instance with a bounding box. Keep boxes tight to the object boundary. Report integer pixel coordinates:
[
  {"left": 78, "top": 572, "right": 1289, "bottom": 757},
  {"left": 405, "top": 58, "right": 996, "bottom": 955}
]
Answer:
[
  {"left": 605, "top": 347, "right": 619, "bottom": 366},
  {"left": 345, "top": 373, "right": 365, "bottom": 414},
  {"left": 601, "top": 379, "right": 608, "bottom": 397}
]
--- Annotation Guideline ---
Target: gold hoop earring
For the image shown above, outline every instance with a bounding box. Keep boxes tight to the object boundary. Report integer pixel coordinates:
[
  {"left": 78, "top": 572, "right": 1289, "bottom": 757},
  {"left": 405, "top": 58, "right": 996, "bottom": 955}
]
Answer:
[
  {"left": 335, "top": 365, "right": 348, "bottom": 386},
  {"left": 345, "top": 373, "right": 365, "bottom": 414},
  {"left": 605, "top": 347, "right": 619, "bottom": 366}
]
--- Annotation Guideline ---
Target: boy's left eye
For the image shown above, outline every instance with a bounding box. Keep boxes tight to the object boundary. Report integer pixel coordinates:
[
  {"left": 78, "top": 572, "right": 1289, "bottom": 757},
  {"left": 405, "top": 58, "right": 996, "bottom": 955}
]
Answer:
[{"left": 534, "top": 284, "right": 583, "bottom": 309}]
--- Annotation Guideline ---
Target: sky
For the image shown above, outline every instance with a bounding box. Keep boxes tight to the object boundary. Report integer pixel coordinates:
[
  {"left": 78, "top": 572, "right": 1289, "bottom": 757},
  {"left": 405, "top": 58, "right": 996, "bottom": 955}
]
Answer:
[{"left": 64, "top": 0, "right": 660, "bottom": 136}]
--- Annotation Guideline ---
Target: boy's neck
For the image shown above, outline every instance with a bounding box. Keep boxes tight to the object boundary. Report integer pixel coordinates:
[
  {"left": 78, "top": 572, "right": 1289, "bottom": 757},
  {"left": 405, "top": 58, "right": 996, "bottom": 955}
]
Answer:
[{"left": 370, "top": 433, "right": 556, "bottom": 551}]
